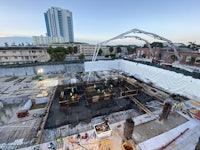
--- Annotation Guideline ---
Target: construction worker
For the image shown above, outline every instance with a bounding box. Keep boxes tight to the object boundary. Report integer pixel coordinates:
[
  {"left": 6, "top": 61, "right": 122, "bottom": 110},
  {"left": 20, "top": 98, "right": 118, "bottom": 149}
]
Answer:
[
  {"left": 105, "top": 118, "right": 109, "bottom": 124},
  {"left": 70, "top": 137, "right": 75, "bottom": 143},
  {"left": 70, "top": 92, "right": 73, "bottom": 97},
  {"left": 110, "top": 84, "right": 113, "bottom": 89},
  {"left": 180, "top": 102, "right": 185, "bottom": 111},
  {"left": 104, "top": 79, "right": 107, "bottom": 85},
  {"left": 71, "top": 95, "right": 75, "bottom": 101},
  {"left": 97, "top": 89, "right": 101, "bottom": 93},
  {"left": 172, "top": 102, "right": 178, "bottom": 111}
]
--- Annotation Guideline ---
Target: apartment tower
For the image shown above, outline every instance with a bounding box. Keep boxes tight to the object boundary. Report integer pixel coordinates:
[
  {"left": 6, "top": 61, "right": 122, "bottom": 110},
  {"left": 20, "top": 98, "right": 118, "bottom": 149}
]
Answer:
[{"left": 44, "top": 7, "right": 74, "bottom": 42}]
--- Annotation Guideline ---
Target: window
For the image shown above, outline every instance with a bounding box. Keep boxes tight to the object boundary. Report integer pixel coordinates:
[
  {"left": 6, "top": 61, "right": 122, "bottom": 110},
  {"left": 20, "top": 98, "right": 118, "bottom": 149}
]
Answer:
[
  {"left": 3, "top": 51, "right": 6, "bottom": 54},
  {"left": 14, "top": 56, "right": 18, "bottom": 59},
  {"left": 195, "top": 57, "right": 200, "bottom": 64},
  {"left": 185, "top": 56, "right": 191, "bottom": 63},
  {"left": 4, "top": 57, "right": 8, "bottom": 59},
  {"left": 13, "top": 51, "right": 16, "bottom": 53}
]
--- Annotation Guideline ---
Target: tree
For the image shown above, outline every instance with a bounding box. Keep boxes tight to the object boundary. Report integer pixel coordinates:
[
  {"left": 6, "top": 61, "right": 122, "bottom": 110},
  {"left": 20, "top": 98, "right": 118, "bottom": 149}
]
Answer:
[
  {"left": 170, "top": 55, "right": 178, "bottom": 61},
  {"left": 98, "top": 49, "right": 103, "bottom": 56},
  {"left": 67, "top": 46, "right": 74, "bottom": 54},
  {"left": 188, "top": 42, "right": 198, "bottom": 51},
  {"left": 151, "top": 42, "right": 163, "bottom": 48},
  {"left": 191, "top": 57, "right": 195, "bottom": 63},
  {"left": 73, "top": 46, "right": 78, "bottom": 54},
  {"left": 116, "top": 46, "right": 122, "bottom": 53},
  {"left": 47, "top": 47, "right": 67, "bottom": 61},
  {"left": 127, "top": 45, "right": 134, "bottom": 54},
  {"left": 78, "top": 53, "right": 85, "bottom": 61},
  {"left": 142, "top": 44, "right": 148, "bottom": 48},
  {"left": 109, "top": 46, "right": 114, "bottom": 54},
  {"left": 4, "top": 42, "right": 9, "bottom": 47},
  {"left": 142, "top": 54, "right": 146, "bottom": 58},
  {"left": 110, "top": 54, "right": 116, "bottom": 59}
]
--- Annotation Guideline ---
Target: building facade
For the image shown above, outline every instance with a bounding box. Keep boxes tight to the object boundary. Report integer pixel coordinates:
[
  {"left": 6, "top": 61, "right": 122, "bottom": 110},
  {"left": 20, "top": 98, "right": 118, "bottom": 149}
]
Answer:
[
  {"left": 78, "top": 44, "right": 109, "bottom": 55},
  {"left": 32, "top": 36, "right": 69, "bottom": 46},
  {"left": 44, "top": 7, "right": 74, "bottom": 42},
  {"left": 136, "top": 48, "right": 200, "bottom": 66},
  {"left": 0, "top": 47, "right": 50, "bottom": 65}
]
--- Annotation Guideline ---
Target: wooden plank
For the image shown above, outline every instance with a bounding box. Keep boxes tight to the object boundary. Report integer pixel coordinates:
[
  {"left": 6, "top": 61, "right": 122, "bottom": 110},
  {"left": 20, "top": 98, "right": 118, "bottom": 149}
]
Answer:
[
  {"left": 36, "top": 87, "right": 57, "bottom": 144},
  {"left": 191, "top": 100, "right": 200, "bottom": 107},
  {"left": 129, "top": 96, "right": 153, "bottom": 115}
]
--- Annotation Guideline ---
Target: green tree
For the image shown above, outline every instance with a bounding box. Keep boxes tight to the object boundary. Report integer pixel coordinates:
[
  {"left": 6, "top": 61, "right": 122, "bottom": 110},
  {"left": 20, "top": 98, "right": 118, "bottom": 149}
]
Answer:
[
  {"left": 116, "top": 46, "right": 122, "bottom": 53},
  {"left": 78, "top": 53, "right": 85, "bottom": 61},
  {"left": 127, "top": 46, "right": 134, "bottom": 54},
  {"left": 67, "top": 46, "right": 74, "bottom": 54},
  {"left": 170, "top": 55, "right": 178, "bottom": 61},
  {"left": 142, "top": 44, "right": 148, "bottom": 48},
  {"left": 98, "top": 49, "right": 103, "bottom": 56},
  {"left": 55, "top": 47, "right": 67, "bottom": 52},
  {"left": 188, "top": 42, "right": 199, "bottom": 51},
  {"left": 150, "top": 42, "right": 164, "bottom": 48},
  {"left": 73, "top": 46, "right": 78, "bottom": 54},
  {"left": 110, "top": 54, "right": 116, "bottom": 59},
  {"left": 142, "top": 54, "right": 146, "bottom": 58},
  {"left": 191, "top": 57, "right": 196, "bottom": 63},
  {"left": 47, "top": 47, "right": 67, "bottom": 61},
  {"left": 4, "top": 42, "right": 9, "bottom": 47},
  {"left": 109, "top": 46, "right": 114, "bottom": 54}
]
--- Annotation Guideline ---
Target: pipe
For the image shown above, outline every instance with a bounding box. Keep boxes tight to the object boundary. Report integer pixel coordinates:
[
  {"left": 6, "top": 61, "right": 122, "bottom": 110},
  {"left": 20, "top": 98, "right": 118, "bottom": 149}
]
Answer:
[{"left": 159, "top": 128, "right": 189, "bottom": 150}]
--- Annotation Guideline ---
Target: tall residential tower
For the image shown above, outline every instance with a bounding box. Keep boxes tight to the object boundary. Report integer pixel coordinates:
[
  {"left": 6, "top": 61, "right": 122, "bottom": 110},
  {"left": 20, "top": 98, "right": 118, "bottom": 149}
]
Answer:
[{"left": 44, "top": 7, "right": 74, "bottom": 42}]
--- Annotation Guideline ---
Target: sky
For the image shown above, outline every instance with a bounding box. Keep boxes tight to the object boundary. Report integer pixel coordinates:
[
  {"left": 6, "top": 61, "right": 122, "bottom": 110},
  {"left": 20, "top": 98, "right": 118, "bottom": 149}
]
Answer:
[{"left": 0, "top": 0, "right": 200, "bottom": 45}]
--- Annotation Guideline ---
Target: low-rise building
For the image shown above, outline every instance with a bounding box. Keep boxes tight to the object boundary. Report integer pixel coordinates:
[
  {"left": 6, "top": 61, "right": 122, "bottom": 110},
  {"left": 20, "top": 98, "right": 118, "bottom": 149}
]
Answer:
[
  {"left": 0, "top": 47, "right": 50, "bottom": 65},
  {"left": 78, "top": 44, "right": 109, "bottom": 55},
  {"left": 136, "top": 47, "right": 200, "bottom": 66}
]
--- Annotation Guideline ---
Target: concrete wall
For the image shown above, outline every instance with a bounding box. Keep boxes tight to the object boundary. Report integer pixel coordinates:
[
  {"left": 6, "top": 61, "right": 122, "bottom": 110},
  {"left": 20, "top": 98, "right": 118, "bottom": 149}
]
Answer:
[
  {"left": 0, "top": 63, "right": 84, "bottom": 77},
  {"left": 1, "top": 60, "right": 200, "bottom": 100}
]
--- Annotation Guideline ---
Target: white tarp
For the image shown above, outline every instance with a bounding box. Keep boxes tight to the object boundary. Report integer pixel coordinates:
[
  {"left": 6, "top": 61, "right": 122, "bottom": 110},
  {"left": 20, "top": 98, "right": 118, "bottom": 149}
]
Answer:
[
  {"left": 85, "top": 60, "right": 119, "bottom": 72},
  {"left": 21, "top": 100, "right": 32, "bottom": 110},
  {"left": 35, "top": 97, "right": 49, "bottom": 104},
  {"left": 84, "top": 60, "right": 200, "bottom": 100},
  {"left": 120, "top": 60, "right": 200, "bottom": 100}
]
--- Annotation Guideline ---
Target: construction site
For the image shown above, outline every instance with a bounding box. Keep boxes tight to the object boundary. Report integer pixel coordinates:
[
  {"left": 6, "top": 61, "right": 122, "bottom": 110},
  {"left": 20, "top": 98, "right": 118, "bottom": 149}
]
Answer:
[
  {"left": 0, "top": 29, "right": 200, "bottom": 150},
  {"left": 0, "top": 59, "right": 200, "bottom": 150}
]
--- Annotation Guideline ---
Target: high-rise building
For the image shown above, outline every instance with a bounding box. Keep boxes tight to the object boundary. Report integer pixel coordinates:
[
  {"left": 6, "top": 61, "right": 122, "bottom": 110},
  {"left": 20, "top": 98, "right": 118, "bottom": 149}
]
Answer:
[{"left": 44, "top": 7, "right": 74, "bottom": 42}]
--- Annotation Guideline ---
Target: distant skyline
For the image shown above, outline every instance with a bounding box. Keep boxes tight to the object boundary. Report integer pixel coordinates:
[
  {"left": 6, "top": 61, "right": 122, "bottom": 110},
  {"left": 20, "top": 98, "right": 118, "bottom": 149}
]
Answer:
[{"left": 0, "top": 0, "right": 200, "bottom": 45}]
